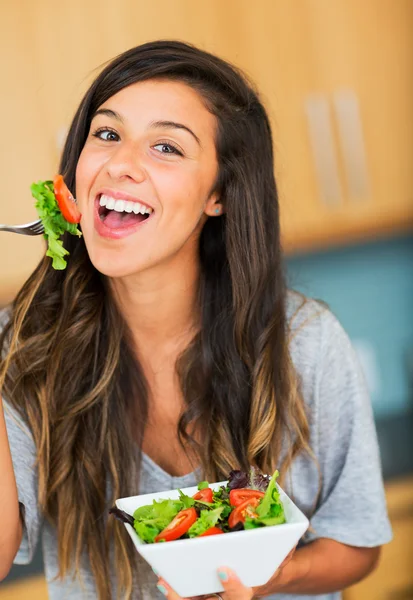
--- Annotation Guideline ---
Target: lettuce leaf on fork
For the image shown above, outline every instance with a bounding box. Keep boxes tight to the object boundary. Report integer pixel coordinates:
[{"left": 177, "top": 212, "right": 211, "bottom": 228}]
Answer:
[{"left": 31, "top": 180, "right": 82, "bottom": 270}]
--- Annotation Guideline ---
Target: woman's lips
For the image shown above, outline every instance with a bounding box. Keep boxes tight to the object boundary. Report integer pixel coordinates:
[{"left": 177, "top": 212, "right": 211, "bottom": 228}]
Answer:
[{"left": 93, "top": 197, "right": 153, "bottom": 240}]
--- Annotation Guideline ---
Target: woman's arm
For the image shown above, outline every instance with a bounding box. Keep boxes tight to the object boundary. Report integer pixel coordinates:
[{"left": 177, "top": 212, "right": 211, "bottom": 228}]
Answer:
[
  {"left": 258, "top": 538, "right": 380, "bottom": 596},
  {"left": 0, "top": 400, "right": 23, "bottom": 580}
]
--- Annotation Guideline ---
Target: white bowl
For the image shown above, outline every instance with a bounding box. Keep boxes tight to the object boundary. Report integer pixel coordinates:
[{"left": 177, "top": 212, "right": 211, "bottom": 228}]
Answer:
[{"left": 116, "top": 480, "right": 309, "bottom": 597}]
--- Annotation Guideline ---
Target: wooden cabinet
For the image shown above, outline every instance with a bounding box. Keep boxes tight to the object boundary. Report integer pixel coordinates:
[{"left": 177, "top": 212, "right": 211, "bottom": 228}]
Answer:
[
  {"left": 269, "top": 1, "right": 413, "bottom": 254},
  {"left": 1, "top": 1, "right": 412, "bottom": 303},
  {"left": 344, "top": 476, "right": 413, "bottom": 600}
]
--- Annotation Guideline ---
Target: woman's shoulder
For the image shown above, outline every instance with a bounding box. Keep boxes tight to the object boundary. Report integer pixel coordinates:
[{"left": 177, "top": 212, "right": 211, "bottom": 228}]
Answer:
[
  {"left": 285, "top": 290, "right": 355, "bottom": 395},
  {"left": 286, "top": 289, "right": 333, "bottom": 345}
]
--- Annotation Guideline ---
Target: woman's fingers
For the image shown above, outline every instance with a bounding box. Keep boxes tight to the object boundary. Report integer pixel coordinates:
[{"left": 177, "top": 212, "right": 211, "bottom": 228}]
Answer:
[
  {"left": 282, "top": 545, "right": 297, "bottom": 565},
  {"left": 156, "top": 578, "right": 207, "bottom": 599},
  {"left": 156, "top": 578, "right": 182, "bottom": 599},
  {"left": 156, "top": 567, "right": 255, "bottom": 600},
  {"left": 208, "top": 567, "right": 253, "bottom": 600}
]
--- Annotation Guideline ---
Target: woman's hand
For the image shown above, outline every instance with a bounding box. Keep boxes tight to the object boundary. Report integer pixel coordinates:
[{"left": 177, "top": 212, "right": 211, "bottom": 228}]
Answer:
[{"left": 155, "top": 546, "right": 297, "bottom": 599}]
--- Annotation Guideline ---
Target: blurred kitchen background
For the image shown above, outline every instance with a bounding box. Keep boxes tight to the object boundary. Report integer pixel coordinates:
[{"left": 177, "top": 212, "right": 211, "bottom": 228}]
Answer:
[{"left": 1, "top": 0, "right": 412, "bottom": 598}]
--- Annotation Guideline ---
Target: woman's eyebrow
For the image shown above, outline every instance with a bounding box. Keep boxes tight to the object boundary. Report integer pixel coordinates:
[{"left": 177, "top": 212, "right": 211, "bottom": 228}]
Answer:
[
  {"left": 93, "top": 108, "right": 124, "bottom": 122},
  {"left": 149, "top": 120, "right": 202, "bottom": 148}
]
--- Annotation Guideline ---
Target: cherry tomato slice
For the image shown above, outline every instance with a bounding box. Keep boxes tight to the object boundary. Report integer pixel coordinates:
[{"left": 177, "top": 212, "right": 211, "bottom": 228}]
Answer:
[
  {"left": 154, "top": 508, "right": 197, "bottom": 543},
  {"left": 199, "top": 526, "right": 224, "bottom": 537},
  {"left": 228, "top": 497, "right": 261, "bottom": 529},
  {"left": 229, "top": 488, "right": 265, "bottom": 507},
  {"left": 192, "top": 488, "right": 213, "bottom": 503},
  {"left": 53, "top": 174, "right": 81, "bottom": 224}
]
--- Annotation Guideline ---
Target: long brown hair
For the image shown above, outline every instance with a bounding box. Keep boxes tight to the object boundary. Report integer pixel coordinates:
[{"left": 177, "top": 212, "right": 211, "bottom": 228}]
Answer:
[{"left": 0, "top": 40, "right": 312, "bottom": 599}]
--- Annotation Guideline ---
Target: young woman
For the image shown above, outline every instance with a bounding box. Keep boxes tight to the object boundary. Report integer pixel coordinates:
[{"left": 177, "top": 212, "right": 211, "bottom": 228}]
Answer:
[{"left": 0, "top": 40, "right": 391, "bottom": 600}]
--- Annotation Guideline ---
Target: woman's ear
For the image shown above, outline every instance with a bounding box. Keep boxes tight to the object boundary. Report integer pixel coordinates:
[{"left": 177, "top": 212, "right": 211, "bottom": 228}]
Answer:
[{"left": 204, "top": 193, "right": 224, "bottom": 217}]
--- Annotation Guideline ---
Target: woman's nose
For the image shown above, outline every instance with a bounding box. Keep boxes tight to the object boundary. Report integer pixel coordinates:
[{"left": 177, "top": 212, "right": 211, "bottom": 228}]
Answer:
[{"left": 105, "top": 144, "right": 147, "bottom": 182}]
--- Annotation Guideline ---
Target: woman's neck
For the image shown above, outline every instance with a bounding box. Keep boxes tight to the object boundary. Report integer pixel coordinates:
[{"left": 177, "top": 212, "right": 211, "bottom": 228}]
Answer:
[{"left": 110, "top": 254, "right": 200, "bottom": 358}]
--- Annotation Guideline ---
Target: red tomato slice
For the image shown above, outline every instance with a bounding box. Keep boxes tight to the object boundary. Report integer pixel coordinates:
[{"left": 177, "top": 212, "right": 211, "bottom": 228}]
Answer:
[
  {"left": 154, "top": 508, "right": 197, "bottom": 543},
  {"left": 192, "top": 488, "right": 213, "bottom": 503},
  {"left": 53, "top": 174, "right": 81, "bottom": 224},
  {"left": 229, "top": 488, "right": 265, "bottom": 507},
  {"left": 228, "top": 497, "right": 261, "bottom": 529},
  {"left": 199, "top": 527, "right": 224, "bottom": 537}
]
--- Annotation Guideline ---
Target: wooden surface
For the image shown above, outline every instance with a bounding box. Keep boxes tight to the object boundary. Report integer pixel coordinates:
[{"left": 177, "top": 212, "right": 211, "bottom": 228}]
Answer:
[
  {"left": 0, "top": 575, "right": 47, "bottom": 600},
  {"left": 344, "top": 476, "right": 413, "bottom": 600},
  {"left": 1, "top": 0, "right": 413, "bottom": 305}
]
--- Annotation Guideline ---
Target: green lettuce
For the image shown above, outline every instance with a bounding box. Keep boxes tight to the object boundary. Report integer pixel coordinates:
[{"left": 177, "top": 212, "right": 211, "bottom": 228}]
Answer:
[
  {"left": 188, "top": 506, "right": 225, "bottom": 537},
  {"left": 133, "top": 499, "right": 183, "bottom": 543},
  {"left": 244, "top": 469, "right": 286, "bottom": 529},
  {"left": 177, "top": 490, "right": 196, "bottom": 509},
  {"left": 177, "top": 488, "right": 215, "bottom": 511},
  {"left": 125, "top": 468, "right": 286, "bottom": 544},
  {"left": 31, "top": 180, "right": 82, "bottom": 270}
]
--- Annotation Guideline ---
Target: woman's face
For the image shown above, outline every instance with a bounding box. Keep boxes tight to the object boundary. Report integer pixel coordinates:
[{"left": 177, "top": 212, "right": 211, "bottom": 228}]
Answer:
[{"left": 75, "top": 79, "right": 221, "bottom": 278}]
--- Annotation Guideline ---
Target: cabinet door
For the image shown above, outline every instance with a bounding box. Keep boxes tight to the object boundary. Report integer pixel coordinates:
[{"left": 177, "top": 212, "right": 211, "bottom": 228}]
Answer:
[{"left": 272, "top": 0, "right": 413, "bottom": 254}]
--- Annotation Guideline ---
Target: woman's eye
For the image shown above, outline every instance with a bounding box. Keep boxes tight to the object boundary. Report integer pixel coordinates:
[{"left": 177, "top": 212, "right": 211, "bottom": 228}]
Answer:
[
  {"left": 92, "top": 128, "right": 120, "bottom": 142},
  {"left": 153, "top": 143, "right": 183, "bottom": 156}
]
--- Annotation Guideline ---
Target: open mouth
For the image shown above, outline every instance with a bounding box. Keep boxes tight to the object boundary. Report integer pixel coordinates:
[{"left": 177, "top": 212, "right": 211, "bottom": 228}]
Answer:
[{"left": 97, "top": 194, "right": 153, "bottom": 229}]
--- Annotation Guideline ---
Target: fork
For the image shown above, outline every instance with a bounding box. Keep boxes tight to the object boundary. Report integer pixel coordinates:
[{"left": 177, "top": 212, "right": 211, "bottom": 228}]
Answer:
[{"left": 0, "top": 219, "right": 44, "bottom": 236}]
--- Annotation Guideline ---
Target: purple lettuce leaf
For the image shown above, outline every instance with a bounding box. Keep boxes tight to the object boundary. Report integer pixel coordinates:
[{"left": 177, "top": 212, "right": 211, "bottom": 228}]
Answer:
[
  {"left": 227, "top": 466, "right": 271, "bottom": 491},
  {"left": 227, "top": 470, "right": 249, "bottom": 490},
  {"left": 109, "top": 506, "right": 135, "bottom": 527},
  {"left": 249, "top": 466, "right": 271, "bottom": 491}
]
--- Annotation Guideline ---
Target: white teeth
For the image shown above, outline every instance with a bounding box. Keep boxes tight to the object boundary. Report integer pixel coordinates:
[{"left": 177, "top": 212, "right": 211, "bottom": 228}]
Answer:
[
  {"left": 114, "top": 200, "right": 125, "bottom": 212},
  {"left": 99, "top": 194, "right": 153, "bottom": 215}
]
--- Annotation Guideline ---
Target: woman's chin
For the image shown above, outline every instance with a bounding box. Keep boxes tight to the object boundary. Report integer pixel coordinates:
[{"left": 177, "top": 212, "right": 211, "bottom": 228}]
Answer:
[{"left": 88, "top": 250, "right": 146, "bottom": 279}]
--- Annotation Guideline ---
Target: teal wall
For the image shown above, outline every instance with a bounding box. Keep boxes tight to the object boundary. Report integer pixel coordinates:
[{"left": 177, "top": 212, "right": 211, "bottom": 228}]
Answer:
[{"left": 286, "top": 235, "right": 413, "bottom": 417}]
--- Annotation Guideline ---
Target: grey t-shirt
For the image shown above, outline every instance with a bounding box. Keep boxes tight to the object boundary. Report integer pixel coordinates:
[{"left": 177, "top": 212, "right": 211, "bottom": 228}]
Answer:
[{"left": 2, "top": 293, "right": 392, "bottom": 599}]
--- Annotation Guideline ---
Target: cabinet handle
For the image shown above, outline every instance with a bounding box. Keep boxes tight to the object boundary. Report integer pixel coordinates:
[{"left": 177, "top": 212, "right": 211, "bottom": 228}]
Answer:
[
  {"left": 305, "top": 94, "right": 343, "bottom": 207},
  {"left": 333, "top": 90, "right": 370, "bottom": 201}
]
